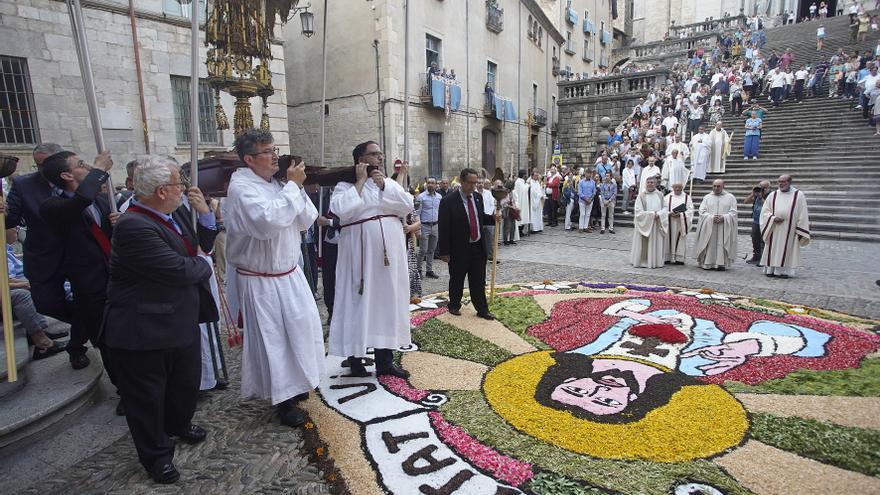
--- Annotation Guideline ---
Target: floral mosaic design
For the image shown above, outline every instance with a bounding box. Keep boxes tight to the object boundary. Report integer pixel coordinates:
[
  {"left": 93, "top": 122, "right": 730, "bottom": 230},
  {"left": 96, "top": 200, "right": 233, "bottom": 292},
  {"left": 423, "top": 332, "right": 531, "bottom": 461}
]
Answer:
[{"left": 308, "top": 283, "right": 880, "bottom": 495}]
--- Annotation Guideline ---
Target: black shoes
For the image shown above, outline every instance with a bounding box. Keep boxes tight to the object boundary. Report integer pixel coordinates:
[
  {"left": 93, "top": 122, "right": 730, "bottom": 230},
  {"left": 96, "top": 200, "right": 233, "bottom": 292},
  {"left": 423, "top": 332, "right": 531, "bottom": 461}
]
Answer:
[
  {"left": 176, "top": 424, "right": 207, "bottom": 444},
  {"left": 447, "top": 308, "right": 462, "bottom": 316},
  {"left": 149, "top": 462, "right": 180, "bottom": 484},
  {"left": 425, "top": 271, "right": 440, "bottom": 279},
  {"left": 376, "top": 364, "right": 410, "bottom": 379},
  {"left": 746, "top": 258, "right": 759, "bottom": 264},
  {"left": 115, "top": 400, "right": 126, "bottom": 416},
  {"left": 345, "top": 356, "right": 371, "bottom": 377},
  {"left": 70, "top": 352, "right": 90, "bottom": 370},
  {"left": 292, "top": 392, "right": 309, "bottom": 402},
  {"left": 32, "top": 342, "right": 66, "bottom": 361},
  {"left": 278, "top": 399, "right": 307, "bottom": 427},
  {"left": 476, "top": 312, "right": 496, "bottom": 321},
  {"left": 213, "top": 379, "right": 229, "bottom": 390}
]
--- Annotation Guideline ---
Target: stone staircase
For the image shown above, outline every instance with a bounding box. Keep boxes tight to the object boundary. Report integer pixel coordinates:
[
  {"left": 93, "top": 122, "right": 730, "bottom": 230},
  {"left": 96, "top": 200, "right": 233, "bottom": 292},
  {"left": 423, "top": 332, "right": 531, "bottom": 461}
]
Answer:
[{"left": 610, "top": 13, "right": 880, "bottom": 242}]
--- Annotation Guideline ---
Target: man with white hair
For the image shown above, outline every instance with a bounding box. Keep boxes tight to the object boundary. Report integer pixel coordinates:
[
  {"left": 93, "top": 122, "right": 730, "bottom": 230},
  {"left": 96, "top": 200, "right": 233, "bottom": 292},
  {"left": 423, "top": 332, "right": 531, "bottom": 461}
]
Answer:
[
  {"left": 223, "top": 129, "right": 325, "bottom": 428},
  {"left": 661, "top": 148, "right": 690, "bottom": 190},
  {"left": 694, "top": 179, "right": 738, "bottom": 270},
  {"left": 689, "top": 125, "right": 711, "bottom": 181},
  {"left": 664, "top": 182, "right": 694, "bottom": 265},
  {"left": 103, "top": 156, "right": 217, "bottom": 484},
  {"left": 760, "top": 175, "right": 810, "bottom": 278}
]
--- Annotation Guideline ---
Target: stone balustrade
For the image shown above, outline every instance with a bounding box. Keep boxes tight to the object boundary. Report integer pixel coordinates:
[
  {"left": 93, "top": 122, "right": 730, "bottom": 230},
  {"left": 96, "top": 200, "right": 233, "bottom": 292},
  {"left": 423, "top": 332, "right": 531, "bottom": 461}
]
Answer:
[
  {"left": 669, "top": 14, "right": 747, "bottom": 37},
  {"left": 559, "top": 69, "right": 670, "bottom": 101}
]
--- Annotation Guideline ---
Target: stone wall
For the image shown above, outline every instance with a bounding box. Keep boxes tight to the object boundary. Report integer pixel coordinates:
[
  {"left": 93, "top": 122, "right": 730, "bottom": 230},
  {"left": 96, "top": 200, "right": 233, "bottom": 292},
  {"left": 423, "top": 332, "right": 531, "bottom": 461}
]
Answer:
[
  {"left": 556, "top": 69, "right": 669, "bottom": 167},
  {"left": 0, "top": 0, "right": 290, "bottom": 184}
]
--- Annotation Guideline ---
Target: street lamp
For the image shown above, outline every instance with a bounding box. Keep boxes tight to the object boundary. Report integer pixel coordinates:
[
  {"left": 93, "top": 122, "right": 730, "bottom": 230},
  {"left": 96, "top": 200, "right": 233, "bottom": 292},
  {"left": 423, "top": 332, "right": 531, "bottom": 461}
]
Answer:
[{"left": 289, "top": 3, "right": 315, "bottom": 38}]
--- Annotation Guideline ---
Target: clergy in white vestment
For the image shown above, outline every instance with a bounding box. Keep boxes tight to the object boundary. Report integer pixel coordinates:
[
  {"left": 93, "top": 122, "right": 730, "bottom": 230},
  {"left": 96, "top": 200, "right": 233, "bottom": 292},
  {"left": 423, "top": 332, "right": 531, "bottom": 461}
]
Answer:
[
  {"left": 760, "top": 175, "right": 810, "bottom": 278},
  {"left": 689, "top": 126, "right": 711, "bottom": 181},
  {"left": 664, "top": 183, "right": 694, "bottom": 264},
  {"left": 223, "top": 130, "right": 325, "bottom": 428},
  {"left": 665, "top": 133, "right": 690, "bottom": 160},
  {"left": 526, "top": 168, "right": 545, "bottom": 233},
  {"left": 631, "top": 177, "right": 669, "bottom": 268},
  {"left": 694, "top": 179, "right": 739, "bottom": 270},
  {"left": 513, "top": 170, "right": 530, "bottom": 238},
  {"left": 660, "top": 149, "right": 690, "bottom": 190},
  {"left": 329, "top": 141, "right": 414, "bottom": 378},
  {"left": 708, "top": 121, "right": 731, "bottom": 174},
  {"left": 639, "top": 156, "right": 662, "bottom": 192}
]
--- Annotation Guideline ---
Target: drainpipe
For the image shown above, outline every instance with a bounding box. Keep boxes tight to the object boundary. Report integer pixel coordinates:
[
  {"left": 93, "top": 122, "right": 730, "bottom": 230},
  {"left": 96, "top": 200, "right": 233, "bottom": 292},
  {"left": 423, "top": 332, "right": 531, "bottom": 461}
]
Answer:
[
  {"left": 374, "top": 39, "right": 384, "bottom": 152},
  {"left": 465, "top": 0, "right": 470, "bottom": 167},
  {"left": 516, "top": 1, "right": 521, "bottom": 173},
  {"left": 403, "top": 0, "right": 410, "bottom": 165},
  {"left": 128, "top": 0, "right": 150, "bottom": 153}
]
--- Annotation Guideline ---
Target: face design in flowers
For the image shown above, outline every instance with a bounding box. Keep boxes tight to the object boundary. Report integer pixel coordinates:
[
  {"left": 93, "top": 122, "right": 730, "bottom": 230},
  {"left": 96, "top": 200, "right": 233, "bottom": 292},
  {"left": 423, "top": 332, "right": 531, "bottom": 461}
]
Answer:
[{"left": 550, "top": 369, "right": 639, "bottom": 414}]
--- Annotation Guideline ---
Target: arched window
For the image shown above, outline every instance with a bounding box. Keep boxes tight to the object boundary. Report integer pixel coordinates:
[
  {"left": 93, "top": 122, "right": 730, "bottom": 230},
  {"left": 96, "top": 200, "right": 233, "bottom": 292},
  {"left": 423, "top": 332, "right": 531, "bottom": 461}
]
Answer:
[
  {"left": 528, "top": 15, "right": 533, "bottom": 37},
  {"left": 538, "top": 27, "right": 543, "bottom": 46}
]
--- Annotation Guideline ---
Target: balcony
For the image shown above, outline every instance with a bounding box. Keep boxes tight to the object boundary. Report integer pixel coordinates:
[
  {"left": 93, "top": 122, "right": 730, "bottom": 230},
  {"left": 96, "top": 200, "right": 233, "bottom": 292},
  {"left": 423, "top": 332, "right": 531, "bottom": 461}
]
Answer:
[
  {"left": 564, "top": 42, "right": 576, "bottom": 56},
  {"left": 484, "top": 92, "right": 516, "bottom": 121},
  {"left": 419, "top": 73, "right": 462, "bottom": 111},
  {"left": 533, "top": 108, "right": 547, "bottom": 127},
  {"left": 566, "top": 7, "right": 577, "bottom": 25},
  {"left": 558, "top": 68, "right": 671, "bottom": 101},
  {"left": 486, "top": 1, "right": 503, "bottom": 33},
  {"left": 552, "top": 57, "right": 560, "bottom": 76}
]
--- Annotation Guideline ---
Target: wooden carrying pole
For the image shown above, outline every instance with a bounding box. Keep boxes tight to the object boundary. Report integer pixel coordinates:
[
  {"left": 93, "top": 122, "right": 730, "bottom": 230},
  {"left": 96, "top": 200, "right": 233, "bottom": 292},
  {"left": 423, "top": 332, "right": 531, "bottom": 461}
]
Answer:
[
  {"left": 1, "top": 156, "right": 19, "bottom": 382},
  {"left": 488, "top": 187, "right": 507, "bottom": 305}
]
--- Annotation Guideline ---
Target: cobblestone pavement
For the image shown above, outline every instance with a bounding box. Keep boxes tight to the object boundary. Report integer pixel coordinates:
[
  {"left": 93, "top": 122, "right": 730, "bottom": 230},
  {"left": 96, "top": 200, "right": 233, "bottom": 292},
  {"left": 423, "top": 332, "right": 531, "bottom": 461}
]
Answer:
[{"left": 4, "top": 227, "right": 878, "bottom": 495}]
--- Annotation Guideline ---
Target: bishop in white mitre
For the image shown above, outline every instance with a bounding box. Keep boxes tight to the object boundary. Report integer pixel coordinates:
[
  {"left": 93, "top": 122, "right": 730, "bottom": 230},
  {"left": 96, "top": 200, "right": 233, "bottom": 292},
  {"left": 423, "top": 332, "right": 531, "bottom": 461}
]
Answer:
[
  {"left": 631, "top": 176, "right": 669, "bottom": 268},
  {"left": 664, "top": 182, "right": 694, "bottom": 264},
  {"left": 689, "top": 126, "right": 711, "bottom": 181},
  {"left": 223, "top": 134, "right": 325, "bottom": 428},
  {"left": 708, "top": 121, "right": 731, "bottom": 174},
  {"left": 760, "top": 175, "right": 810, "bottom": 278},
  {"left": 330, "top": 148, "right": 414, "bottom": 377},
  {"left": 694, "top": 179, "right": 739, "bottom": 270},
  {"left": 661, "top": 149, "right": 690, "bottom": 190}
]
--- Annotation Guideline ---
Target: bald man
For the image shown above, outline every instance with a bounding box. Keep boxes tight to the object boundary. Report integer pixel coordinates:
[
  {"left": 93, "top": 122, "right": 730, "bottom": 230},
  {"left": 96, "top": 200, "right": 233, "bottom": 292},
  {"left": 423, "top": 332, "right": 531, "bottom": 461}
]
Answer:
[
  {"left": 694, "top": 179, "right": 738, "bottom": 270},
  {"left": 760, "top": 175, "right": 810, "bottom": 278}
]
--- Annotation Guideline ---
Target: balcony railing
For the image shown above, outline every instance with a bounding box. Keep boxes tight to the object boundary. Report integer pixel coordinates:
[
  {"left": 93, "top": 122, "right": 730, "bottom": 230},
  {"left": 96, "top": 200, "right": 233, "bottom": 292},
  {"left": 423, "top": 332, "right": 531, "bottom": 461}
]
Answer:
[
  {"left": 564, "top": 42, "right": 576, "bottom": 55},
  {"left": 533, "top": 108, "right": 547, "bottom": 127},
  {"left": 629, "top": 32, "right": 719, "bottom": 60},
  {"left": 669, "top": 14, "right": 747, "bottom": 37},
  {"left": 558, "top": 68, "right": 670, "bottom": 101},
  {"left": 486, "top": 1, "right": 503, "bottom": 33},
  {"left": 419, "top": 72, "right": 462, "bottom": 110},
  {"left": 484, "top": 92, "right": 516, "bottom": 121}
]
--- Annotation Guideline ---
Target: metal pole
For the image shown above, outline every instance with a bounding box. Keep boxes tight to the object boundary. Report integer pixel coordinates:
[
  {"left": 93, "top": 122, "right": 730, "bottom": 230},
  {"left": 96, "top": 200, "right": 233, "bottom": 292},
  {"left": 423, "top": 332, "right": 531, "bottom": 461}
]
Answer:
[
  {"left": 66, "top": 0, "right": 117, "bottom": 213},
  {"left": 465, "top": 0, "right": 470, "bottom": 167},
  {"left": 516, "top": 1, "right": 521, "bottom": 172},
  {"left": 189, "top": 1, "right": 199, "bottom": 226},
  {"left": 403, "top": 0, "right": 410, "bottom": 163},
  {"left": 320, "top": 0, "right": 329, "bottom": 167}
]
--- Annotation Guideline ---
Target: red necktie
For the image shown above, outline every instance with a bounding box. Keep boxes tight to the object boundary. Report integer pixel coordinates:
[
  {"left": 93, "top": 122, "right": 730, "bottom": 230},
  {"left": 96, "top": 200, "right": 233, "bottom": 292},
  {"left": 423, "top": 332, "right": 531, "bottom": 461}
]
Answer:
[{"left": 467, "top": 196, "right": 479, "bottom": 242}]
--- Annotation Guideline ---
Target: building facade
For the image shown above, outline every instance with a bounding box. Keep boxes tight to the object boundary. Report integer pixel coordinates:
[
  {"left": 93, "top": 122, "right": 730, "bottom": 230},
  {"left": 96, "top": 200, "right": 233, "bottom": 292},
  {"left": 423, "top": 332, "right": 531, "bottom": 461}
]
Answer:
[
  {"left": 283, "top": 0, "right": 615, "bottom": 181},
  {"left": 0, "top": 0, "right": 291, "bottom": 184}
]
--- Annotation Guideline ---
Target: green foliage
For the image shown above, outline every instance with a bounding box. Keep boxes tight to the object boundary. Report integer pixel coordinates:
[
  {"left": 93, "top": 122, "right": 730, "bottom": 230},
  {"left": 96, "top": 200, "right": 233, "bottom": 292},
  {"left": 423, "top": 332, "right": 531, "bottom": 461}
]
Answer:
[
  {"left": 528, "top": 472, "right": 614, "bottom": 495},
  {"left": 411, "top": 319, "right": 513, "bottom": 367},
  {"left": 490, "top": 295, "right": 551, "bottom": 349},
  {"left": 750, "top": 413, "right": 880, "bottom": 477},
  {"left": 724, "top": 359, "right": 880, "bottom": 397},
  {"left": 439, "top": 391, "right": 753, "bottom": 495}
]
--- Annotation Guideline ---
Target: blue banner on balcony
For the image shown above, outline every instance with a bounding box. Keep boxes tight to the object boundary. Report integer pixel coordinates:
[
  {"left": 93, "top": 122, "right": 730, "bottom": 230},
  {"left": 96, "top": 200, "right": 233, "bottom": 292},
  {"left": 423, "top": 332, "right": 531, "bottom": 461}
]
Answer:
[
  {"left": 567, "top": 8, "right": 577, "bottom": 24},
  {"left": 493, "top": 95, "right": 517, "bottom": 122},
  {"left": 431, "top": 78, "right": 461, "bottom": 112},
  {"left": 583, "top": 19, "right": 592, "bottom": 34}
]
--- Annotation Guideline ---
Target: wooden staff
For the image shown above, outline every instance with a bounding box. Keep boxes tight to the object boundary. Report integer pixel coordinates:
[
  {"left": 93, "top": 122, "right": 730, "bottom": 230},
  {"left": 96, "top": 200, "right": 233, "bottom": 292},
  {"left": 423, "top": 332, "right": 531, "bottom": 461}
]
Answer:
[
  {"left": 1, "top": 155, "right": 19, "bottom": 382},
  {"left": 488, "top": 187, "right": 507, "bottom": 305}
]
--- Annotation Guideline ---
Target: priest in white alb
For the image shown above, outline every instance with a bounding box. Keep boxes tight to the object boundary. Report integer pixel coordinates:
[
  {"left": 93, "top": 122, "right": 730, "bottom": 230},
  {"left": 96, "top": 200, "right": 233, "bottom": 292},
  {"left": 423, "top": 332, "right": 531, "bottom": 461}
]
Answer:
[
  {"left": 661, "top": 148, "right": 690, "bottom": 190},
  {"left": 665, "top": 132, "right": 690, "bottom": 161},
  {"left": 694, "top": 179, "right": 739, "bottom": 270},
  {"left": 513, "top": 169, "right": 530, "bottom": 238},
  {"left": 760, "top": 175, "right": 810, "bottom": 278},
  {"left": 708, "top": 121, "right": 731, "bottom": 174},
  {"left": 631, "top": 177, "right": 669, "bottom": 268},
  {"left": 664, "top": 182, "right": 694, "bottom": 265},
  {"left": 526, "top": 168, "right": 545, "bottom": 233},
  {"left": 639, "top": 155, "right": 661, "bottom": 192},
  {"left": 330, "top": 141, "right": 414, "bottom": 378},
  {"left": 223, "top": 130, "right": 325, "bottom": 428},
  {"left": 689, "top": 125, "right": 711, "bottom": 181}
]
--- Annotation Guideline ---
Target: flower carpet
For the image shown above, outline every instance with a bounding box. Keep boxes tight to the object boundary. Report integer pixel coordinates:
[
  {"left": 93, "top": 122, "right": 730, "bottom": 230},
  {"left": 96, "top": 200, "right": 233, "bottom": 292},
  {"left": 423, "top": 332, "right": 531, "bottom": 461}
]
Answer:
[{"left": 299, "top": 282, "right": 880, "bottom": 495}]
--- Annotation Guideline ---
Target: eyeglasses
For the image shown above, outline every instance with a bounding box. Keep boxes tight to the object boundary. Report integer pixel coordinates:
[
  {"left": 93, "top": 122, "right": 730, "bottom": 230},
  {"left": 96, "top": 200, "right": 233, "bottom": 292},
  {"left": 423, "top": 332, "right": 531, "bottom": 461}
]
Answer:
[
  {"left": 364, "top": 151, "right": 384, "bottom": 157},
  {"left": 163, "top": 176, "right": 190, "bottom": 189},
  {"left": 250, "top": 146, "right": 280, "bottom": 157},
  {"left": 73, "top": 160, "right": 91, "bottom": 170}
]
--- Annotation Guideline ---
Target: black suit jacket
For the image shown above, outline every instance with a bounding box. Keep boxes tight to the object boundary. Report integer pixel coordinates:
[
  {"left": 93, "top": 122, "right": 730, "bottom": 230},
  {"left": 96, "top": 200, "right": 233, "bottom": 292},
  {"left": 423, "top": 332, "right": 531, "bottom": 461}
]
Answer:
[
  {"left": 38, "top": 169, "right": 112, "bottom": 295},
  {"left": 103, "top": 205, "right": 215, "bottom": 351},
  {"left": 5, "top": 171, "right": 64, "bottom": 282},
  {"left": 437, "top": 191, "right": 495, "bottom": 261}
]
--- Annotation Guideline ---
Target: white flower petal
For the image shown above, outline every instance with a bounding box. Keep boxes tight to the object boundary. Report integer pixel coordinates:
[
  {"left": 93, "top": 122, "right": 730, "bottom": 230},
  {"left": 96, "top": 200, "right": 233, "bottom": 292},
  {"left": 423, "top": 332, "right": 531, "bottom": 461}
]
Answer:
[
  {"left": 419, "top": 302, "right": 439, "bottom": 309},
  {"left": 409, "top": 304, "right": 420, "bottom": 312}
]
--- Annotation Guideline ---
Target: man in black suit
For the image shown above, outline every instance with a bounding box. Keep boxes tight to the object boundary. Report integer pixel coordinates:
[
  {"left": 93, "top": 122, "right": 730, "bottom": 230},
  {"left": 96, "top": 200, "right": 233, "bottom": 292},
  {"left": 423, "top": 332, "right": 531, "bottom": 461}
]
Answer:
[
  {"left": 437, "top": 168, "right": 500, "bottom": 320},
  {"left": 39, "top": 151, "right": 116, "bottom": 372},
  {"left": 102, "top": 156, "right": 216, "bottom": 484},
  {"left": 3, "top": 144, "right": 90, "bottom": 366}
]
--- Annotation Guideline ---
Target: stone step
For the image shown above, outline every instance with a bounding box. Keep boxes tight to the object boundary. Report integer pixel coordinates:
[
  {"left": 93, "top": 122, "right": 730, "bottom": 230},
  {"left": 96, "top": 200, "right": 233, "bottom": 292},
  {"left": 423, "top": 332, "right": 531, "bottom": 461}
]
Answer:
[
  {"left": 0, "top": 350, "right": 103, "bottom": 450},
  {"left": 0, "top": 326, "right": 30, "bottom": 400}
]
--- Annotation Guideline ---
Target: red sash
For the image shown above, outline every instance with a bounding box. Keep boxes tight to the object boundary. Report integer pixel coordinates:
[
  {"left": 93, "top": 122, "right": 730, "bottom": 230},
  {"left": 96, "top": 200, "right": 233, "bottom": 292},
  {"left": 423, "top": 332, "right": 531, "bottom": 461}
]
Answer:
[
  {"left": 128, "top": 205, "right": 197, "bottom": 257},
  {"left": 88, "top": 218, "right": 112, "bottom": 260}
]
